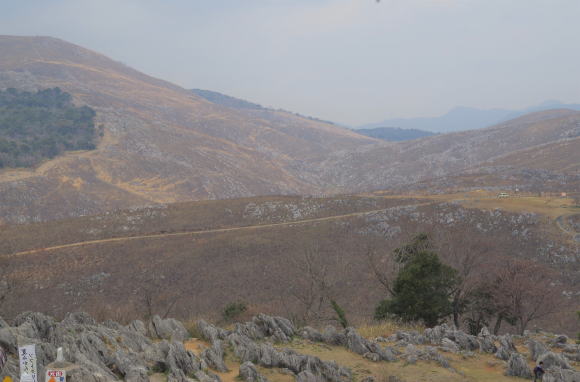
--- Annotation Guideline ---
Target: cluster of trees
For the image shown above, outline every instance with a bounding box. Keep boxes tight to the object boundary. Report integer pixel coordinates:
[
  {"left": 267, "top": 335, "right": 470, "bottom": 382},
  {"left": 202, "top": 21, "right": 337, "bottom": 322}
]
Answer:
[
  {"left": 371, "top": 234, "right": 562, "bottom": 335},
  {"left": 0, "top": 87, "right": 98, "bottom": 168}
]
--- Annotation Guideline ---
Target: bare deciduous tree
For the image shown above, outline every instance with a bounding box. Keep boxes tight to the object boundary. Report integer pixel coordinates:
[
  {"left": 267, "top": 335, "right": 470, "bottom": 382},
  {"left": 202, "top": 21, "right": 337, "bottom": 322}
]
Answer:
[
  {"left": 434, "top": 230, "right": 496, "bottom": 328},
  {"left": 365, "top": 245, "right": 398, "bottom": 296},
  {"left": 288, "top": 243, "right": 351, "bottom": 326},
  {"left": 133, "top": 256, "right": 191, "bottom": 321},
  {"left": 493, "top": 259, "right": 561, "bottom": 335},
  {"left": 289, "top": 245, "right": 331, "bottom": 324}
]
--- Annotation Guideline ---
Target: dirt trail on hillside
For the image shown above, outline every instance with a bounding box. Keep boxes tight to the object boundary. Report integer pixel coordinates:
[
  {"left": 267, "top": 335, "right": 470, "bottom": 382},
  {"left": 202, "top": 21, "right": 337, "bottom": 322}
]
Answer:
[{"left": 2, "top": 202, "right": 431, "bottom": 258}]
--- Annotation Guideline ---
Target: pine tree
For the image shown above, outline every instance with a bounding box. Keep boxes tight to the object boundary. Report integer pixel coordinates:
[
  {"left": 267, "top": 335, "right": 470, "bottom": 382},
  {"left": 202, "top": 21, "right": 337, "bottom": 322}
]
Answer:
[{"left": 375, "top": 234, "right": 460, "bottom": 327}]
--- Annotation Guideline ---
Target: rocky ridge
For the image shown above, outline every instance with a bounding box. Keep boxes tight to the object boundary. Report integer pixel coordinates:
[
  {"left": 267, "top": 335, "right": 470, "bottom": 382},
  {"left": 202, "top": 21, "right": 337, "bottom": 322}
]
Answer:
[{"left": 0, "top": 312, "right": 579, "bottom": 381}]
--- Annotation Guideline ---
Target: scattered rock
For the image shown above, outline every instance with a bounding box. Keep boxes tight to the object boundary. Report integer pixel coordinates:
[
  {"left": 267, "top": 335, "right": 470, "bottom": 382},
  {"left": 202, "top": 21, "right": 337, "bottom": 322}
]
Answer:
[
  {"left": 228, "top": 332, "right": 351, "bottom": 382},
  {"left": 543, "top": 367, "right": 580, "bottom": 382},
  {"left": 528, "top": 339, "right": 549, "bottom": 361},
  {"left": 0, "top": 311, "right": 202, "bottom": 381},
  {"left": 440, "top": 338, "right": 460, "bottom": 353},
  {"left": 201, "top": 340, "right": 229, "bottom": 372},
  {"left": 505, "top": 353, "right": 532, "bottom": 378},
  {"left": 239, "top": 361, "right": 268, "bottom": 382},
  {"left": 403, "top": 344, "right": 451, "bottom": 370},
  {"left": 495, "top": 335, "right": 517, "bottom": 361},
  {"left": 149, "top": 315, "right": 189, "bottom": 342},
  {"left": 297, "top": 370, "right": 323, "bottom": 382},
  {"left": 424, "top": 323, "right": 479, "bottom": 352},
  {"left": 234, "top": 314, "right": 295, "bottom": 343},
  {"left": 322, "top": 326, "right": 346, "bottom": 346},
  {"left": 387, "top": 330, "right": 425, "bottom": 345},
  {"left": 345, "top": 327, "right": 371, "bottom": 355},
  {"left": 198, "top": 320, "right": 229, "bottom": 343},
  {"left": 537, "top": 352, "right": 572, "bottom": 370},
  {"left": 300, "top": 326, "right": 325, "bottom": 342},
  {"left": 424, "top": 324, "right": 451, "bottom": 344},
  {"left": 363, "top": 352, "right": 380, "bottom": 362},
  {"left": 477, "top": 327, "right": 497, "bottom": 354},
  {"left": 126, "top": 320, "right": 147, "bottom": 337},
  {"left": 553, "top": 335, "right": 569, "bottom": 345}
]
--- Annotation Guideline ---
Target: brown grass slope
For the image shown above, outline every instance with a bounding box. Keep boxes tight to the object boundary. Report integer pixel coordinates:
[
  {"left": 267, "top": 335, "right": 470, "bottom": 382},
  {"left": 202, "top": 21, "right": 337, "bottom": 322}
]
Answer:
[
  {"left": 487, "top": 136, "right": 580, "bottom": 174},
  {"left": 0, "top": 35, "right": 376, "bottom": 223},
  {"left": 1, "top": 194, "right": 577, "bottom": 333},
  {"left": 313, "top": 109, "right": 580, "bottom": 191},
  {"left": 385, "top": 134, "right": 580, "bottom": 194}
]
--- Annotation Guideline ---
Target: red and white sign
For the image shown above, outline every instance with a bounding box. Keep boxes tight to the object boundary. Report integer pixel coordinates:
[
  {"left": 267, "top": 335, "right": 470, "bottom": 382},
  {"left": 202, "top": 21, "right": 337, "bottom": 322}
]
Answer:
[{"left": 44, "top": 369, "right": 66, "bottom": 382}]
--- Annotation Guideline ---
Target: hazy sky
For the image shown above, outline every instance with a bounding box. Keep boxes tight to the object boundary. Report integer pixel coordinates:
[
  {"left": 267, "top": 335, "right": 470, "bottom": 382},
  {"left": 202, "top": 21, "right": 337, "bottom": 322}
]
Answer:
[{"left": 1, "top": 0, "right": 580, "bottom": 125}]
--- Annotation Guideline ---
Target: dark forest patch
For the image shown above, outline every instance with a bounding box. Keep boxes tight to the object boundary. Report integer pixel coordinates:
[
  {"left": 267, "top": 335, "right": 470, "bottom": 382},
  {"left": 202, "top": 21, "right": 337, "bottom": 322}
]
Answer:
[{"left": 0, "top": 87, "right": 98, "bottom": 168}]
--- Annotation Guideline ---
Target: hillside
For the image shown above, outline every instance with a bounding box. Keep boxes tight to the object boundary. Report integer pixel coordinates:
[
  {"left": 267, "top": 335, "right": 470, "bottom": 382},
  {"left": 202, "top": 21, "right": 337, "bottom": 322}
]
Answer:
[
  {"left": 313, "top": 109, "right": 580, "bottom": 193},
  {"left": 1, "top": 193, "right": 577, "bottom": 334},
  {"left": 0, "top": 36, "right": 579, "bottom": 224},
  {"left": 0, "top": 36, "right": 376, "bottom": 223},
  {"left": 354, "top": 127, "right": 436, "bottom": 142}
]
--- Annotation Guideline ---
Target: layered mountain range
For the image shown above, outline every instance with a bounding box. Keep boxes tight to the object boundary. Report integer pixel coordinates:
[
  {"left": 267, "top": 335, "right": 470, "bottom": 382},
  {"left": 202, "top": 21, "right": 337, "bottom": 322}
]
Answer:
[
  {"left": 0, "top": 36, "right": 578, "bottom": 223},
  {"left": 361, "top": 101, "right": 580, "bottom": 133}
]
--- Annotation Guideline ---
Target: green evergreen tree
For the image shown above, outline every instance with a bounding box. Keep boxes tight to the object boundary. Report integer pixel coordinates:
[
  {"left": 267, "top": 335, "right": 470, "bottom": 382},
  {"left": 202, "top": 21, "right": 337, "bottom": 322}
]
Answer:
[
  {"left": 375, "top": 234, "right": 460, "bottom": 327},
  {"left": 330, "top": 300, "right": 349, "bottom": 328}
]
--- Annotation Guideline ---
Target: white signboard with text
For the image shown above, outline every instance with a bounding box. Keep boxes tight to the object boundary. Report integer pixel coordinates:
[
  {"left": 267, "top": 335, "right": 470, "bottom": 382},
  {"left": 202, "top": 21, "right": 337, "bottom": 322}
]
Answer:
[{"left": 18, "top": 344, "right": 38, "bottom": 382}]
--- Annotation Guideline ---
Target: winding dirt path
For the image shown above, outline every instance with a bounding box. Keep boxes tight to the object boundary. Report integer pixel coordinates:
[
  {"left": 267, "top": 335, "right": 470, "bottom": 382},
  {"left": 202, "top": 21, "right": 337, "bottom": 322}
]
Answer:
[{"left": 3, "top": 202, "right": 429, "bottom": 258}]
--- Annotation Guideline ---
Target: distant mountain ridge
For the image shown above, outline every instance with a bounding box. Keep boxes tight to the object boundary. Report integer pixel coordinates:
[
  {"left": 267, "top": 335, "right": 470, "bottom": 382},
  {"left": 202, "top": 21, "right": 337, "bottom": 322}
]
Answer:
[
  {"left": 191, "top": 88, "right": 337, "bottom": 125},
  {"left": 361, "top": 101, "right": 580, "bottom": 133},
  {"left": 191, "top": 88, "right": 265, "bottom": 110},
  {"left": 355, "top": 126, "right": 436, "bottom": 142}
]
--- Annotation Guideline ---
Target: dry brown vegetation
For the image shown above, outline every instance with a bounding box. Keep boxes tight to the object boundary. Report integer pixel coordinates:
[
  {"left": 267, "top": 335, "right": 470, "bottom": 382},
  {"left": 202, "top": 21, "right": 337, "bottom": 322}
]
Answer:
[{"left": 0, "top": 194, "right": 577, "bottom": 335}]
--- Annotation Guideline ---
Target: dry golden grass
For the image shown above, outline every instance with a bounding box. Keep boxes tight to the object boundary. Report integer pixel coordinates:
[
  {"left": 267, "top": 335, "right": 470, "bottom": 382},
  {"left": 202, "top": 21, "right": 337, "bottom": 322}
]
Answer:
[
  {"left": 356, "top": 319, "right": 425, "bottom": 339},
  {"left": 279, "top": 339, "right": 529, "bottom": 382},
  {"left": 375, "top": 191, "right": 576, "bottom": 219},
  {"left": 457, "top": 195, "right": 575, "bottom": 219}
]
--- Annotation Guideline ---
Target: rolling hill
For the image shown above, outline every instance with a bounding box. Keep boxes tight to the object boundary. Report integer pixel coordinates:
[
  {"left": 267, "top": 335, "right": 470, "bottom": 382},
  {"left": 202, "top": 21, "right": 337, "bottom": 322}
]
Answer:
[
  {"left": 312, "top": 109, "right": 580, "bottom": 193},
  {"left": 361, "top": 101, "right": 580, "bottom": 133},
  {"left": 0, "top": 36, "right": 376, "bottom": 223},
  {"left": 0, "top": 35, "right": 579, "bottom": 224}
]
